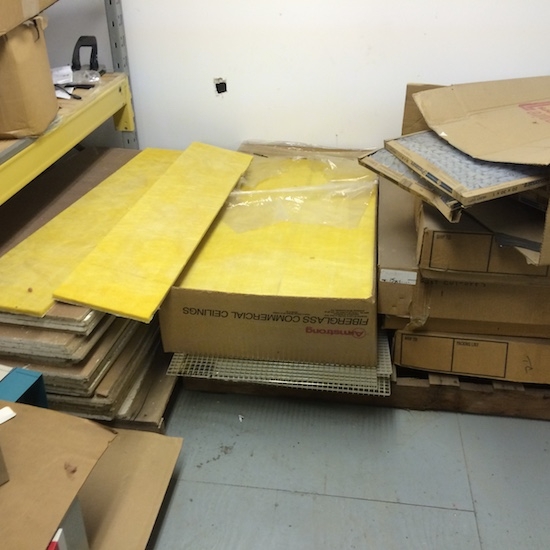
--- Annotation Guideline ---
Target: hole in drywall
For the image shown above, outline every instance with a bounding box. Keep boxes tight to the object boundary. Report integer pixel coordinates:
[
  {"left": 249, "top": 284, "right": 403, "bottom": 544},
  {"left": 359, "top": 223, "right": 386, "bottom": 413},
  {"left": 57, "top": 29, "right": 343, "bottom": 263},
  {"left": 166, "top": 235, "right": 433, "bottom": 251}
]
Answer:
[{"left": 214, "top": 78, "right": 227, "bottom": 94}]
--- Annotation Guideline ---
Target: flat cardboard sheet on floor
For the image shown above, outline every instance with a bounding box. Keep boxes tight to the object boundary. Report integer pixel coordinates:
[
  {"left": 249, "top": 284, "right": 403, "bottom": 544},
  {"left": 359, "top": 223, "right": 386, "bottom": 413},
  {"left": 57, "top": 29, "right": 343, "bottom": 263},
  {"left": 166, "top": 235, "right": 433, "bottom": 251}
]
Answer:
[
  {"left": 0, "top": 399, "right": 182, "bottom": 550},
  {"left": 0, "top": 399, "right": 116, "bottom": 550},
  {"left": 0, "top": 148, "right": 179, "bottom": 317},
  {"left": 54, "top": 143, "right": 252, "bottom": 322},
  {"left": 79, "top": 428, "right": 182, "bottom": 550},
  {"left": 413, "top": 75, "right": 550, "bottom": 165}
]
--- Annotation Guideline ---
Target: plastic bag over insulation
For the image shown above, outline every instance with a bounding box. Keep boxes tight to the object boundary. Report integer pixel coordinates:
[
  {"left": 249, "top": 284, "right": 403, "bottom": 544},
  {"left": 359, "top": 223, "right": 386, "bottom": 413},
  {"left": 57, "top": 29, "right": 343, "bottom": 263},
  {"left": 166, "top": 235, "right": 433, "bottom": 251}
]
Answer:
[{"left": 223, "top": 156, "right": 377, "bottom": 233}]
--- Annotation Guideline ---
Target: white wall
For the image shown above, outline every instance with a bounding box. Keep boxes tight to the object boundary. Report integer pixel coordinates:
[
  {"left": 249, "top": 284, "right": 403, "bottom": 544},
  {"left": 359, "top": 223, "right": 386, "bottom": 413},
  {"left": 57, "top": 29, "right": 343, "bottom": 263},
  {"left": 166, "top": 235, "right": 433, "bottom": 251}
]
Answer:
[{"left": 45, "top": 0, "right": 550, "bottom": 152}]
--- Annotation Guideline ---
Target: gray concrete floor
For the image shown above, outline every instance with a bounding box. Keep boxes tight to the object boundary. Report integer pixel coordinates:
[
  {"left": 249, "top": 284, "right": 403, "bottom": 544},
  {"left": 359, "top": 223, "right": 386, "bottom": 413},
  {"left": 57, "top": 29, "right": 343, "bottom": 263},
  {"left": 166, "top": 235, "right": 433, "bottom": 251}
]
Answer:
[{"left": 147, "top": 386, "right": 550, "bottom": 549}]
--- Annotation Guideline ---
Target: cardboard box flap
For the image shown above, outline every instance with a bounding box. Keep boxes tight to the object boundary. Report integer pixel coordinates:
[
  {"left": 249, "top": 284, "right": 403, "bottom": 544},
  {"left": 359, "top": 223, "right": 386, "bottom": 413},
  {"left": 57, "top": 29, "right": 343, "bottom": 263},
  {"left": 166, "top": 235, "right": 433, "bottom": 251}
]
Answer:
[
  {"left": 401, "top": 83, "right": 443, "bottom": 136},
  {"left": 467, "top": 196, "right": 549, "bottom": 265},
  {"left": 79, "top": 428, "right": 182, "bottom": 550},
  {"left": 0, "top": 399, "right": 116, "bottom": 550},
  {"left": 413, "top": 75, "right": 550, "bottom": 165}
]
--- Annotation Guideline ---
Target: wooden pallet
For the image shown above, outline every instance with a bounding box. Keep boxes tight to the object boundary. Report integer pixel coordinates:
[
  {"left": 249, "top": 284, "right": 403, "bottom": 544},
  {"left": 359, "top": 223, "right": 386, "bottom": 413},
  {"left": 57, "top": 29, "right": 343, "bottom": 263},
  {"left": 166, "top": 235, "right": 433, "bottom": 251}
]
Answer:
[{"left": 180, "top": 366, "right": 550, "bottom": 421}]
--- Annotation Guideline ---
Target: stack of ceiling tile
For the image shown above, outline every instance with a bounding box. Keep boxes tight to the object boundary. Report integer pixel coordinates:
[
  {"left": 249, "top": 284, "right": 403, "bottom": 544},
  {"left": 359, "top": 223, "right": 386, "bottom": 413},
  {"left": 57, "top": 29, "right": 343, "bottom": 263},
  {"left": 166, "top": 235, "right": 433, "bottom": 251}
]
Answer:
[
  {"left": 370, "top": 75, "right": 550, "bottom": 385},
  {"left": 0, "top": 148, "right": 182, "bottom": 428}
]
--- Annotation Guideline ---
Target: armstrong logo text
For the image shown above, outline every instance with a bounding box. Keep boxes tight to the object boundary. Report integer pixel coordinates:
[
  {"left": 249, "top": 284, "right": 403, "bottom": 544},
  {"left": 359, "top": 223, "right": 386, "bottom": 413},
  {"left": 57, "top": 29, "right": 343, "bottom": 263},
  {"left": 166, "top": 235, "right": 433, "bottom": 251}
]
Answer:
[{"left": 306, "top": 326, "right": 367, "bottom": 339}]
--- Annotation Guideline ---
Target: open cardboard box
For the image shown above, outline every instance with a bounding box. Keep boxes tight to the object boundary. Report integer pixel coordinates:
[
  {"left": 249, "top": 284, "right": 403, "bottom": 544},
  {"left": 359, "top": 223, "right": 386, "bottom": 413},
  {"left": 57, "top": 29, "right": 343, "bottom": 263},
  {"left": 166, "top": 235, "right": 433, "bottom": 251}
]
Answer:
[
  {"left": 413, "top": 76, "right": 550, "bottom": 266},
  {"left": 0, "top": 399, "right": 182, "bottom": 550},
  {"left": 160, "top": 144, "right": 379, "bottom": 368}
]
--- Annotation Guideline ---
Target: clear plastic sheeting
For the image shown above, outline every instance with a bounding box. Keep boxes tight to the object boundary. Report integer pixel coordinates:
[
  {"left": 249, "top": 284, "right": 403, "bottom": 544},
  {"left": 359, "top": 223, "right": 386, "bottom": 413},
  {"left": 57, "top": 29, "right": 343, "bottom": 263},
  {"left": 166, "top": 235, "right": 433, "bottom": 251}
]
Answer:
[
  {"left": 224, "top": 155, "right": 377, "bottom": 232},
  {"left": 224, "top": 180, "right": 375, "bottom": 232}
]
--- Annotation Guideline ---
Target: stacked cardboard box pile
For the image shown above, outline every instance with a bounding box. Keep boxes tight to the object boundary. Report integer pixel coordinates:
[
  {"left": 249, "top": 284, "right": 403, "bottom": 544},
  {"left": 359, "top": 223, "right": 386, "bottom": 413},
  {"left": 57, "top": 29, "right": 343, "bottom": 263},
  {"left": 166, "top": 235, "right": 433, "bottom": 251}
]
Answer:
[{"left": 367, "top": 76, "right": 550, "bottom": 384}]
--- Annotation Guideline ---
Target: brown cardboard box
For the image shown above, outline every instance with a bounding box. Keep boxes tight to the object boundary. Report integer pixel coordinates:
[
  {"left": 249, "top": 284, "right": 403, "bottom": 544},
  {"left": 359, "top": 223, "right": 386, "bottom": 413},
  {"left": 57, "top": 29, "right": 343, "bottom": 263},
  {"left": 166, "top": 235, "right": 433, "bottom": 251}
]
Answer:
[
  {"left": 160, "top": 149, "right": 378, "bottom": 367},
  {"left": 0, "top": 399, "right": 182, "bottom": 550},
  {"left": 0, "top": 0, "right": 58, "bottom": 35},
  {"left": 416, "top": 201, "right": 550, "bottom": 284},
  {"left": 393, "top": 329, "right": 550, "bottom": 384},
  {"left": 0, "top": 16, "right": 58, "bottom": 138},
  {"left": 161, "top": 290, "right": 377, "bottom": 367},
  {"left": 378, "top": 177, "right": 550, "bottom": 337}
]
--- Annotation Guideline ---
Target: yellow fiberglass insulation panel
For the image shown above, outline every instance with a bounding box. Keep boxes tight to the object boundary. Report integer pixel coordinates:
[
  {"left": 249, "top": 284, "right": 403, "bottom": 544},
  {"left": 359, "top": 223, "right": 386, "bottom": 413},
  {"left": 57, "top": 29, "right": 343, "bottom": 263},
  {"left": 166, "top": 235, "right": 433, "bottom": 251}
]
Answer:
[
  {"left": 177, "top": 156, "right": 377, "bottom": 300},
  {"left": 54, "top": 143, "right": 252, "bottom": 322},
  {"left": 0, "top": 149, "right": 180, "bottom": 317}
]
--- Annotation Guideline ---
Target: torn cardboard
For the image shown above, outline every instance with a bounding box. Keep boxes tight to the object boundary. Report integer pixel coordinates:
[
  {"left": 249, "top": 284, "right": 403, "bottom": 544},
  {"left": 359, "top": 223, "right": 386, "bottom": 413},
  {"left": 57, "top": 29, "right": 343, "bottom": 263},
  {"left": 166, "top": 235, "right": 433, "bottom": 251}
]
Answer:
[{"left": 413, "top": 75, "right": 550, "bottom": 165}]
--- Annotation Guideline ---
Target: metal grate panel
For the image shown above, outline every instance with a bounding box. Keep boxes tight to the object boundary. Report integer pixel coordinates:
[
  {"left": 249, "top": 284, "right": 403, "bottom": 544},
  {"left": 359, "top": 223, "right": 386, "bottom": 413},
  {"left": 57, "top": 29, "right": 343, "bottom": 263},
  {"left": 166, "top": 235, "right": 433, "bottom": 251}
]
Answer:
[{"left": 167, "top": 333, "right": 392, "bottom": 396}]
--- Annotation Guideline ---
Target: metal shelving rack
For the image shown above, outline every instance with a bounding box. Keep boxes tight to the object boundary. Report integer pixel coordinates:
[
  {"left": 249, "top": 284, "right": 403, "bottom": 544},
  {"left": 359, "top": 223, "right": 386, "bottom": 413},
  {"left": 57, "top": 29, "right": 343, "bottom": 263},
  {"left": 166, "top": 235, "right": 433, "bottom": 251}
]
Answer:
[{"left": 0, "top": 0, "right": 137, "bottom": 207}]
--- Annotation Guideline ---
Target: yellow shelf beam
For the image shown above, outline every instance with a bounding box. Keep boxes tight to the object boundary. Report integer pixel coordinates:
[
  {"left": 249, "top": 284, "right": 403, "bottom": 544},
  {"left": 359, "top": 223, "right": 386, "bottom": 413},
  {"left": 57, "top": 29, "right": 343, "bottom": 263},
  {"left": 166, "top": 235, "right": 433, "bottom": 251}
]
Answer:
[{"left": 0, "top": 73, "right": 135, "bottom": 206}]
